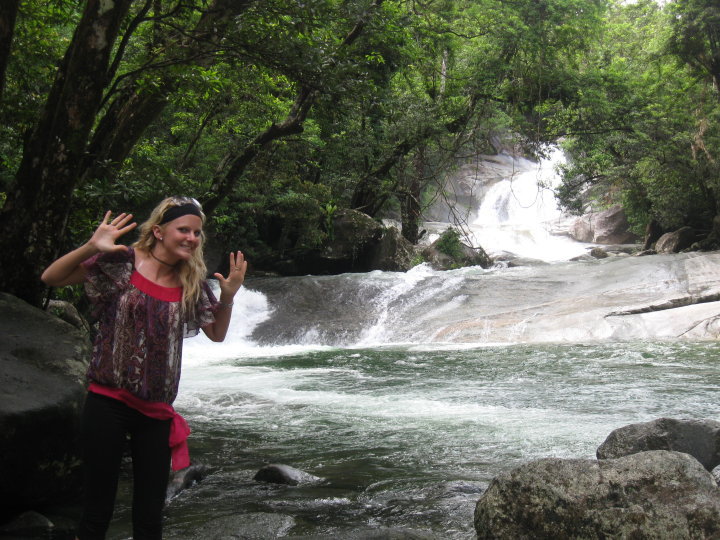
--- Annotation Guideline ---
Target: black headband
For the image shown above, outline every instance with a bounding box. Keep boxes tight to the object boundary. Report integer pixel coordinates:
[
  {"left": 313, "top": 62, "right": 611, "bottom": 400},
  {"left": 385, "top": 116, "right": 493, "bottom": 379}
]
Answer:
[{"left": 159, "top": 203, "right": 203, "bottom": 225}]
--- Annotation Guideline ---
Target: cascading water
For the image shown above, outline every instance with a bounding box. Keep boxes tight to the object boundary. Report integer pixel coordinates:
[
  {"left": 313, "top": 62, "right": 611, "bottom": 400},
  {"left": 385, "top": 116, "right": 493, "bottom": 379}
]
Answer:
[
  {"left": 467, "top": 148, "right": 592, "bottom": 261},
  {"left": 93, "top": 154, "right": 720, "bottom": 540}
]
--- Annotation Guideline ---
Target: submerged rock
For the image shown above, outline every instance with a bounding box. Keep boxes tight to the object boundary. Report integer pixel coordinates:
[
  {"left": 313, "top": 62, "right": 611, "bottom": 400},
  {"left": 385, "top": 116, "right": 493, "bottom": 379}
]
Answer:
[
  {"left": 253, "top": 463, "right": 322, "bottom": 486},
  {"left": 589, "top": 247, "right": 609, "bottom": 259},
  {"left": 597, "top": 417, "right": 720, "bottom": 471},
  {"left": 201, "top": 512, "right": 295, "bottom": 539},
  {"left": 166, "top": 462, "right": 210, "bottom": 501},
  {"left": 474, "top": 451, "right": 720, "bottom": 539}
]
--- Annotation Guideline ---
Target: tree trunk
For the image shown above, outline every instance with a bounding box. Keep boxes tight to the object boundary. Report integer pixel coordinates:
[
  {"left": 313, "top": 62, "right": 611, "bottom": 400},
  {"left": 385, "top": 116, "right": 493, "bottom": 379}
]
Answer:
[
  {"left": 0, "top": 0, "right": 134, "bottom": 305},
  {"left": 203, "top": 87, "right": 317, "bottom": 216},
  {"left": 0, "top": 0, "right": 19, "bottom": 101},
  {"left": 81, "top": 81, "right": 173, "bottom": 184},
  {"left": 400, "top": 146, "right": 425, "bottom": 244},
  {"left": 351, "top": 131, "right": 429, "bottom": 216}
]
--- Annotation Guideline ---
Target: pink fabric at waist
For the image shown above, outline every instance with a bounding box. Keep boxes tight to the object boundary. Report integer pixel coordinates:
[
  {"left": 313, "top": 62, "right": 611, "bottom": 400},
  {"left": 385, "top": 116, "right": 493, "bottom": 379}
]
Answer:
[{"left": 88, "top": 383, "right": 191, "bottom": 471}]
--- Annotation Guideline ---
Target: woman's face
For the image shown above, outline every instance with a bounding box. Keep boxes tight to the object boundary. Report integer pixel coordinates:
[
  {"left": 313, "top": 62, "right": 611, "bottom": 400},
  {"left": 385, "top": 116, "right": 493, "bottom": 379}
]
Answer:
[{"left": 157, "top": 215, "right": 203, "bottom": 262}]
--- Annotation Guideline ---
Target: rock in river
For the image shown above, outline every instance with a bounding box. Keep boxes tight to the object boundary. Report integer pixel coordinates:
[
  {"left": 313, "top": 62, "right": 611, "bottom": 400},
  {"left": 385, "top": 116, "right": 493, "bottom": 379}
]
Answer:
[
  {"left": 474, "top": 450, "right": 720, "bottom": 539},
  {"left": 166, "top": 462, "right": 210, "bottom": 501},
  {"left": 253, "top": 463, "right": 322, "bottom": 486},
  {"left": 597, "top": 417, "right": 720, "bottom": 471}
]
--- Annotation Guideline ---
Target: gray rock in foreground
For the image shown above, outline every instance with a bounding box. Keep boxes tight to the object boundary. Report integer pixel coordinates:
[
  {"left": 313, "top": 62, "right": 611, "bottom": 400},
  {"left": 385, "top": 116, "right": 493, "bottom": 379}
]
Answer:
[
  {"left": 597, "top": 417, "right": 720, "bottom": 471},
  {"left": 0, "top": 293, "right": 90, "bottom": 521},
  {"left": 0, "top": 510, "right": 54, "bottom": 538},
  {"left": 474, "top": 451, "right": 720, "bottom": 539}
]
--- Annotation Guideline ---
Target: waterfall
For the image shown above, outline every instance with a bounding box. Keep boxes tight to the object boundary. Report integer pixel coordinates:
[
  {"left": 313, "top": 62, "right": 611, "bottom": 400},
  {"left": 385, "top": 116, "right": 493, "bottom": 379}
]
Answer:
[
  {"left": 470, "top": 149, "right": 590, "bottom": 261},
  {"left": 459, "top": 148, "right": 590, "bottom": 261}
]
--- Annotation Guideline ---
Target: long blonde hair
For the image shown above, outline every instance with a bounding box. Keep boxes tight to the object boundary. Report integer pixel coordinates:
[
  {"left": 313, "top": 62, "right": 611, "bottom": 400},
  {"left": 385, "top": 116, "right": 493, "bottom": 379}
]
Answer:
[{"left": 133, "top": 197, "right": 207, "bottom": 315}]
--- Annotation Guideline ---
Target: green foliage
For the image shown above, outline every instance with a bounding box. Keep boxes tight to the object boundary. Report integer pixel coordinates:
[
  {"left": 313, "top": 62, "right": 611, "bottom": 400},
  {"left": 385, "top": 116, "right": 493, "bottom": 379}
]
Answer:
[
  {"left": 322, "top": 202, "right": 338, "bottom": 240},
  {"left": 7, "top": 0, "right": 718, "bottom": 278},
  {"left": 540, "top": 0, "right": 720, "bottom": 236},
  {"left": 435, "top": 228, "right": 465, "bottom": 259}
]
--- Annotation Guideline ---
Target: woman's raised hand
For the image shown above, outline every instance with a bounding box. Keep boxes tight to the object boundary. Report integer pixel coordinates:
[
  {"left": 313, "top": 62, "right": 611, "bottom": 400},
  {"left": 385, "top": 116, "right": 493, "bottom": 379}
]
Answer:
[
  {"left": 41, "top": 211, "right": 137, "bottom": 287},
  {"left": 90, "top": 211, "right": 137, "bottom": 253},
  {"left": 214, "top": 251, "right": 247, "bottom": 297}
]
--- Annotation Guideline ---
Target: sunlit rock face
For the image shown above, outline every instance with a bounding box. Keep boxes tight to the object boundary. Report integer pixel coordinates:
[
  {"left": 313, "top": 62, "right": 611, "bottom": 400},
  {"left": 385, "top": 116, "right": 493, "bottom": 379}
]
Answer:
[
  {"left": 424, "top": 251, "right": 720, "bottom": 344},
  {"left": 247, "top": 251, "right": 720, "bottom": 346},
  {"left": 570, "top": 205, "right": 638, "bottom": 244}
]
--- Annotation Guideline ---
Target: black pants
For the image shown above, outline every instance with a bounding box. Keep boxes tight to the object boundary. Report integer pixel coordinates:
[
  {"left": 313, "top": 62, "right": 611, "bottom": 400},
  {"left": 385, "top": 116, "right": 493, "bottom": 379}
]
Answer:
[{"left": 77, "top": 392, "right": 171, "bottom": 540}]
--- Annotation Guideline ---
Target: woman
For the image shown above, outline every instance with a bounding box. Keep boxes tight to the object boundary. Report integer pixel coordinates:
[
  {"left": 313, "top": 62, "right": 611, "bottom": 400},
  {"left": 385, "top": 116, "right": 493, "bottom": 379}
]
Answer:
[{"left": 41, "top": 196, "right": 246, "bottom": 540}]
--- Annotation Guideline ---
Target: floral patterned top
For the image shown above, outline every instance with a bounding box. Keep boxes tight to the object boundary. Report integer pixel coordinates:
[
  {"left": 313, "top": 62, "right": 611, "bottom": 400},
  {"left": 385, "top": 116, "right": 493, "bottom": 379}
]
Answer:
[{"left": 82, "top": 247, "right": 218, "bottom": 404}]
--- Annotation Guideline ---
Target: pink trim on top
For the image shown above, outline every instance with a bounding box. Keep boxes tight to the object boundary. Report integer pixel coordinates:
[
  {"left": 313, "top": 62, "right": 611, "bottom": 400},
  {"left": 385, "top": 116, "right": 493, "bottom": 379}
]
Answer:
[{"left": 130, "top": 270, "right": 182, "bottom": 302}]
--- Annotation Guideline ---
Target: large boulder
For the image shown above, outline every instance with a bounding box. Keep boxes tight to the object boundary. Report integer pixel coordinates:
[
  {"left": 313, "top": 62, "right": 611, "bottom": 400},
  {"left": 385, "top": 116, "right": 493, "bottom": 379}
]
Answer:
[
  {"left": 0, "top": 293, "right": 90, "bottom": 522},
  {"left": 326, "top": 208, "right": 385, "bottom": 259},
  {"left": 297, "top": 209, "right": 385, "bottom": 274},
  {"left": 298, "top": 209, "right": 419, "bottom": 274},
  {"left": 367, "top": 226, "right": 417, "bottom": 272},
  {"left": 474, "top": 451, "right": 720, "bottom": 539},
  {"left": 656, "top": 226, "right": 697, "bottom": 253},
  {"left": 570, "top": 205, "right": 638, "bottom": 244},
  {"left": 597, "top": 417, "right": 720, "bottom": 471}
]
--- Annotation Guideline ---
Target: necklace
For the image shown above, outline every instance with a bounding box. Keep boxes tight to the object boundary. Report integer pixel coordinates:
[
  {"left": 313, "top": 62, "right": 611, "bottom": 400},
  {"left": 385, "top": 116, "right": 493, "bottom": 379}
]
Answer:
[{"left": 149, "top": 249, "right": 177, "bottom": 267}]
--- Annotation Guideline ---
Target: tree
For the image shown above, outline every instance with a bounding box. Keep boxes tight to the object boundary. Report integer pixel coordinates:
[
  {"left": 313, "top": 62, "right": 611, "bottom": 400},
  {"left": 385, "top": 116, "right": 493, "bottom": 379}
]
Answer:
[
  {"left": 0, "top": 0, "right": 135, "bottom": 305},
  {"left": 0, "top": 0, "right": 20, "bottom": 99},
  {"left": 667, "top": 0, "right": 720, "bottom": 99},
  {"left": 546, "top": 0, "right": 720, "bottom": 236},
  {"left": 0, "top": 0, "right": 399, "bottom": 303}
]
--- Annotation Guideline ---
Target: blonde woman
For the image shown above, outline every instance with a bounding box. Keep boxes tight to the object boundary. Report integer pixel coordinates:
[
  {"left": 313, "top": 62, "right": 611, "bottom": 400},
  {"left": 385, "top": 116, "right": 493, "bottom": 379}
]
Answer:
[{"left": 41, "top": 197, "right": 246, "bottom": 540}]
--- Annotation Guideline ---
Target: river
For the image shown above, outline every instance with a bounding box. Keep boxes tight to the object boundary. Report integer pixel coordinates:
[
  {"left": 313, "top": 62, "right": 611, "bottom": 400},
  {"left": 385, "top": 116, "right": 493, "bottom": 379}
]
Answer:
[
  {"left": 97, "top": 153, "right": 720, "bottom": 539},
  {"left": 139, "top": 339, "right": 718, "bottom": 540}
]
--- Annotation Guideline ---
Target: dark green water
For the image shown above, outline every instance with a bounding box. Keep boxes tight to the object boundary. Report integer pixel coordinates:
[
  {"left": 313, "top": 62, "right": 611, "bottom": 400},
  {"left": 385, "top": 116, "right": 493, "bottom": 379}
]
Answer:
[{"left": 91, "top": 340, "right": 720, "bottom": 539}]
